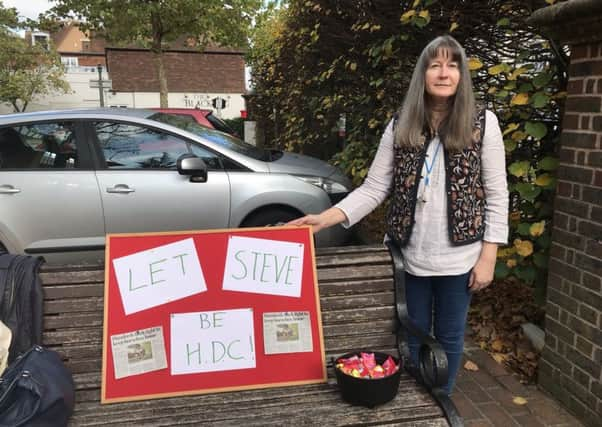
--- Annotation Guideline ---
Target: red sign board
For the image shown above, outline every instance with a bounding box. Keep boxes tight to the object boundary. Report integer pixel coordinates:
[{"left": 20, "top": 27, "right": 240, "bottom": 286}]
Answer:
[{"left": 101, "top": 226, "right": 326, "bottom": 403}]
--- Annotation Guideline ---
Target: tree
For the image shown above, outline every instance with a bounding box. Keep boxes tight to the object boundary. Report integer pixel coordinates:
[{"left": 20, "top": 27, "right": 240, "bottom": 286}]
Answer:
[
  {"left": 0, "top": 1, "right": 70, "bottom": 112},
  {"left": 48, "top": 0, "right": 261, "bottom": 107}
]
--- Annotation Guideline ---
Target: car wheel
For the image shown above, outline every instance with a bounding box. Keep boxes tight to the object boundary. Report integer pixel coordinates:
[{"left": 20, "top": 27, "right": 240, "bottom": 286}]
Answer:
[{"left": 241, "top": 208, "right": 301, "bottom": 227}]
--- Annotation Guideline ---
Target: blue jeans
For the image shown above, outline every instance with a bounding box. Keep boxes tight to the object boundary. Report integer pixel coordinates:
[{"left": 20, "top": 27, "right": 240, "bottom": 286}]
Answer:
[{"left": 405, "top": 271, "right": 472, "bottom": 395}]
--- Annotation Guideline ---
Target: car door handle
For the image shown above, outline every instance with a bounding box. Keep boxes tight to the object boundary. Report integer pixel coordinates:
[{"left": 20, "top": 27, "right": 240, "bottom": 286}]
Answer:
[
  {"left": 0, "top": 185, "right": 21, "bottom": 194},
  {"left": 106, "top": 185, "right": 135, "bottom": 194}
]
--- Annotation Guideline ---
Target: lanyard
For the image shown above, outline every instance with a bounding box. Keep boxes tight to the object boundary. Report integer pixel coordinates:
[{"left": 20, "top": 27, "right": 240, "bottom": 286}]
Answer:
[{"left": 423, "top": 141, "right": 441, "bottom": 186}]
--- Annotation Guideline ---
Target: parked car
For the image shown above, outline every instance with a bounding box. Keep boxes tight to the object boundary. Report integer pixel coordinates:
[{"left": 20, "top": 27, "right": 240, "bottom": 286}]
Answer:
[
  {"left": 152, "top": 108, "right": 239, "bottom": 137},
  {"left": 0, "top": 109, "right": 352, "bottom": 264}
]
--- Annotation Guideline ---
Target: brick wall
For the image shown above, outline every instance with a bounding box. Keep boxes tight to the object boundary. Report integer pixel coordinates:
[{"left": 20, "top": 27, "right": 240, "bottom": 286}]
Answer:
[
  {"left": 106, "top": 49, "right": 245, "bottom": 93},
  {"left": 537, "top": 40, "right": 602, "bottom": 427}
]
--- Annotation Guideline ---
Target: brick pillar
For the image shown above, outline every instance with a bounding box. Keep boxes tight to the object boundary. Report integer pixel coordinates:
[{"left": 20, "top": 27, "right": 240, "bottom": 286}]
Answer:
[{"left": 529, "top": 2, "right": 602, "bottom": 426}]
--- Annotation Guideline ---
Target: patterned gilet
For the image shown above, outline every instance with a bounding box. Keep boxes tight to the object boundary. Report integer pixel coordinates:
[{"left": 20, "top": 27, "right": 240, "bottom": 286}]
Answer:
[{"left": 386, "top": 109, "right": 487, "bottom": 247}]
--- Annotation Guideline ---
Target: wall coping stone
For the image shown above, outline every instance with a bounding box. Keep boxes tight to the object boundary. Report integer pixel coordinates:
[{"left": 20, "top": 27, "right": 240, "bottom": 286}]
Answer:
[{"left": 528, "top": 0, "right": 602, "bottom": 44}]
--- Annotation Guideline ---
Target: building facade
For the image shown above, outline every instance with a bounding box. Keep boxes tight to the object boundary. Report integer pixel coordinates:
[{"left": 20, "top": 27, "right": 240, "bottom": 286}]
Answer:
[{"left": 2, "top": 23, "right": 246, "bottom": 119}]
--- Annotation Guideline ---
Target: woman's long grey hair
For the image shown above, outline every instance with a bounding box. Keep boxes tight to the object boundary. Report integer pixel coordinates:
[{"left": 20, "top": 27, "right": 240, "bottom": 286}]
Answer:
[{"left": 394, "top": 35, "right": 476, "bottom": 151}]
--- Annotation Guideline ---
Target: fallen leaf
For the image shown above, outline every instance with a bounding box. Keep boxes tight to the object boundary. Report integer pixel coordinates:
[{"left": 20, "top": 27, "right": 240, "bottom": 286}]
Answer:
[
  {"left": 513, "top": 396, "right": 528, "bottom": 405},
  {"left": 464, "top": 360, "right": 479, "bottom": 371},
  {"left": 491, "top": 339, "right": 504, "bottom": 352},
  {"left": 492, "top": 353, "right": 506, "bottom": 364}
]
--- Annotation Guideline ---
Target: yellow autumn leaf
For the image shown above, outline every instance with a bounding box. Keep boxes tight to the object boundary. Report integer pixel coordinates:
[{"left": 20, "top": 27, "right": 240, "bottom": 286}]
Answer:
[
  {"left": 488, "top": 63, "right": 506, "bottom": 75},
  {"left": 535, "top": 173, "right": 553, "bottom": 187},
  {"left": 503, "top": 123, "right": 520, "bottom": 136},
  {"left": 513, "top": 396, "right": 528, "bottom": 405},
  {"left": 511, "top": 93, "right": 529, "bottom": 105},
  {"left": 413, "top": 0, "right": 420, "bottom": 7},
  {"left": 529, "top": 221, "right": 545, "bottom": 237},
  {"left": 491, "top": 339, "right": 504, "bottom": 352},
  {"left": 419, "top": 10, "right": 430, "bottom": 20},
  {"left": 545, "top": 0, "right": 556, "bottom": 5},
  {"left": 492, "top": 353, "right": 507, "bottom": 364},
  {"left": 463, "top": 360, "right": 479, "bottom": 371},
  {"left": 401, "top": 10, "right": 416, "bottom": 22},
  {"left": 497, "top": 247, "right": 516, "bottom": 258},
  {"left": 450, "top": 22, "right": 459, "bottom": 32},
  {"left": 349, "top": 62, "right": 357, "bottom": 71},
  {"left": 511, "top": 130, "right": 527, "bottom": 141},
  {"left": 468, "top": 57, "right": 483, "bottom": 71},
  {"left": 506, "top": 259, "right": 517, "bottom": 268},
  {"left": 487, "top": 87, "right": 497, "bottom": 94},
  {"left": 508, "top": 67, "right": 528, "bottom": 81},
  {"left": 514, "top": 239, "right": 534, "bottom": 257}
]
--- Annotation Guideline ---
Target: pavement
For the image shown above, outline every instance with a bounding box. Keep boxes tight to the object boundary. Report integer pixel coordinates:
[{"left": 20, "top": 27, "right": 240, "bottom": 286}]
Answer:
[{"left": 452, "top": 337, "right": 584, "bottom": 427}]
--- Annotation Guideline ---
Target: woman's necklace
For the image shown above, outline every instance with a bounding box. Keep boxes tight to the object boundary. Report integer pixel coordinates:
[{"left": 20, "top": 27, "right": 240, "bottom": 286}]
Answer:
[{"left": 421, "top": 137, "right": 441, "bottom": 203}]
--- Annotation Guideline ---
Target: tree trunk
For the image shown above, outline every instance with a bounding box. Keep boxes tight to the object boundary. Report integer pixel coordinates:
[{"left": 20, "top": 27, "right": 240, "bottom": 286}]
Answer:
[
  {"left": 151, "top": 10, "right": 168, "bottom": 108},
  {"left": 153, "top": 50, "right": 168, "bottom": 108}
]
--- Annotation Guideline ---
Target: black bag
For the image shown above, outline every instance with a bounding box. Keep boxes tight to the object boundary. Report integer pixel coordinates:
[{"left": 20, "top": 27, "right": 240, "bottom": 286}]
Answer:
[
  {"left": 0, "top": 346, "right": 74, "bottom": 427},
  {"left": 0, "top": 254, "right": 44, "bottom": 363}
]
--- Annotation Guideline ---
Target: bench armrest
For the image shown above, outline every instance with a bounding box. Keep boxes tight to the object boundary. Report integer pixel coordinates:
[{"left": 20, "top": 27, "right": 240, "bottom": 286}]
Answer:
[
  {"left": 385, "top": 240, "right": 449, "bottom": 389},
  {"left": 385, "top": 240, "right": 464, "bottom": 427}
]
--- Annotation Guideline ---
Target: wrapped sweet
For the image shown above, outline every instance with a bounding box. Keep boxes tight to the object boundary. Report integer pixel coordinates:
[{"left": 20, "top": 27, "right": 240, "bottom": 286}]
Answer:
[{"left": 336, "top": 352, "right": 399, "bottom": 379}]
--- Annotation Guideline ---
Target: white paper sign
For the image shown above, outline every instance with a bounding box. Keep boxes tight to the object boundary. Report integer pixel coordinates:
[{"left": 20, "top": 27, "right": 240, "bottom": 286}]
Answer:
[
  {"left": 222, "top": 236, "right": 304, "bottom": 298},
  {"left": 112, "top": 238, "right": 207, "bottom": 315},
  {"left": 170, "top": 308, "right": 255, "bottom": 375}
]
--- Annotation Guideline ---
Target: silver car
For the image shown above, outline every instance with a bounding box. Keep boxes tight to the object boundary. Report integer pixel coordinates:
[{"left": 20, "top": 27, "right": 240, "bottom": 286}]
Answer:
[{"left": 0, "top": 109, "right": 352, "bottom": 264}]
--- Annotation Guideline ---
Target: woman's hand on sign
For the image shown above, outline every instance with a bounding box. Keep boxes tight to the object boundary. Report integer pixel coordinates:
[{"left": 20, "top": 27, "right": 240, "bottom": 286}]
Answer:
[
  {"left": 285, "top": 207, "right": 348, "bottom": 234},
  {"left": 468, "top": 242, "right": 498, "bottom": 292}
]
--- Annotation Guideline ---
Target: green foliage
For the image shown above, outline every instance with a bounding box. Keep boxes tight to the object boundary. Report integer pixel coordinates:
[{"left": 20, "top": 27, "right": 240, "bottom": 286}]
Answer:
[
  {"left": 249, "top": 0, "right": 567, "bottom": 298},
  {"left": 471, "top": 4, "right": 567, "bottom": 298},
  {"left": 0, "top": 2, "right": 70, "bottom": 112},
  {"left": 48, "top": 0, "right": 261, "bottom": 107}
]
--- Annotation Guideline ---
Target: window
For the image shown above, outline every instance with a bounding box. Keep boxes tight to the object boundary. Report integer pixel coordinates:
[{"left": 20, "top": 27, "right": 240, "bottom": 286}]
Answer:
[
  {"left": 189, "top": 144, "right": 223, "bottom": 171},
  {"left": 61, "top": 57, "right": 79, "bottom": 69},
  {"left": 94, "top": 122, "right": 220, "bottom": 170},
  {"left": 81, "top": 40, "right": 91, "bottom": 51},
  {"left": 0, "top": 123, "right": 78, "bottom": 169},
  {"left": 32, "top": 33, "right": 49, "bottom": 50},
  {"left": 150, "top": 112, "right": 266, "bottom": 161}
]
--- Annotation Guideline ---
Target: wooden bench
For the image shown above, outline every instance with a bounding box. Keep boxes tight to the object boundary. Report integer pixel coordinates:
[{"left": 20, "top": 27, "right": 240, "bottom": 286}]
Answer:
[{"left": 40, "top": 244, "right": 460, "bottom": 426}]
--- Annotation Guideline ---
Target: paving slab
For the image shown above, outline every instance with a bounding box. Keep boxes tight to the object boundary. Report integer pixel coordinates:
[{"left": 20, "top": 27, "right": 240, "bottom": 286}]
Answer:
[{"left": 452, "top": 338, "right": 584, "bottom": 427}]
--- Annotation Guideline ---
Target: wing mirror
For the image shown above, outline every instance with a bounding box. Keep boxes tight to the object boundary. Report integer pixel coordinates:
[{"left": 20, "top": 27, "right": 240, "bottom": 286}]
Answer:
[{"left": 177, "top": 154, "right": 207, "bottom": 183}]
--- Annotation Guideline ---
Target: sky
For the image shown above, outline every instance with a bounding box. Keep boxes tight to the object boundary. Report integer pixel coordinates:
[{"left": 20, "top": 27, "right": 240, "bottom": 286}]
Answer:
[
  {"left": 4, "top": 0, "right": 280, "bottom": 20},
  {"left": 4, "top": 0, "right": 52, "bottom": 20}
]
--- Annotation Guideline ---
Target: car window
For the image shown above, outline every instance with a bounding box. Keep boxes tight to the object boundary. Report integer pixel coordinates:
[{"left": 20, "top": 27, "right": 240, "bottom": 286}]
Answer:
[
  {"left": 204, "top": 113, "right": 237, "bottom": 136},
  {"left": 0, "top": 122, "right": 78, "bottom": 169},
  {"left": 94, "top": 122, "right": 194, "bottom": 169},
  {"left": 149, "top": 112, "right": 268, "bottom": 161},
  {"left": 165, "top": 114, "right": 199, "bottom": 126},
  {"left": 188, "top": 144, "right": 222, "bottom": 171}
]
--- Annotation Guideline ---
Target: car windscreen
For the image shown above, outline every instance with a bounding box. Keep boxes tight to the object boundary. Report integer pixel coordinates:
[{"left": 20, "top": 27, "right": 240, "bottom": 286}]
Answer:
[
  {"left": 149, "top": 112, "right": 266, "bottom": 161},
  {"left": 205, "top": 113, "right": 238, "bottom": 136}
]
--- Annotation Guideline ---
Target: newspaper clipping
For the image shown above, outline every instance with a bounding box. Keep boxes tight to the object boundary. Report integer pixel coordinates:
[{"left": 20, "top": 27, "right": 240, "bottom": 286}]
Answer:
[
  {"left": 263, "top": 312, "right": 313, "bottom": 355},
  {"left": 111, "top": 326, "right": 168, "bottom": 379}
]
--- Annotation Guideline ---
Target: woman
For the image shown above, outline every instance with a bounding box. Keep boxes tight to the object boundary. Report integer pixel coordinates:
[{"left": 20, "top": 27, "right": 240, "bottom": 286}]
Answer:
[{"left": 288, "top": 35, "right": 508, "bottom": 395}]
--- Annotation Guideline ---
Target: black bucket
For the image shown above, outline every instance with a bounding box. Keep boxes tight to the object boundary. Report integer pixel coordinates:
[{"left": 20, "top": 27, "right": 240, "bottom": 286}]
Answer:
[{"left": 333, "top": 351, "right": 402, "bottom": 408}]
